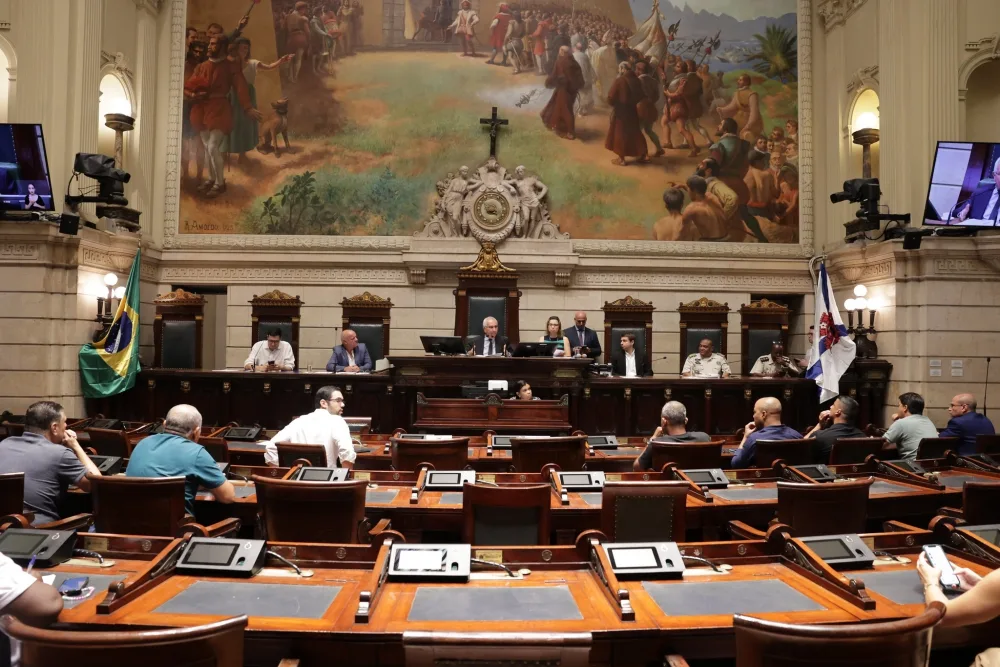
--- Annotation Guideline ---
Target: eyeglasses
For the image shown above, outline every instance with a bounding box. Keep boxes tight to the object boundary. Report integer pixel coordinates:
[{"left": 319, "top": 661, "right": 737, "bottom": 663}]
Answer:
[{"left": 330, "top": 398, "right": 345, "bottom": 403}]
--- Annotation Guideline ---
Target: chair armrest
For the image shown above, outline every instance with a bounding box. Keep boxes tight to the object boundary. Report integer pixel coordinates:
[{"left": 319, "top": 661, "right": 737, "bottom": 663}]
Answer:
[
  {"left": 204, "top": 517, "right": 242, "bottom": 538},
  {"left": 936, "top": 507, "right": 964, "bottom": 520},
  {"left": 882, "top": 519, "right": 926, "bottom": 532},
  {"left": 0, "top": 513, "right": 32, "bottom": 530},
  {"left": 664, "top": 656, "right": 690, "bottom": 667},
  {"left": 368, "top": 518, "right": 392, "bottom": 536},
  {"left": 728, "top": 520, "right": 767, "bottom": 540},
  {"left": 85, "top": 447, "right": 98, "bottom": 456},
  {"left": 278, "top": 660, "right": 301, "bottom": 667},
  {"left": 292, "top": 458, "right": 313, "bottom": 468},
  {"left": 37, "top": 513, "right": 94, "bottom": 531}
]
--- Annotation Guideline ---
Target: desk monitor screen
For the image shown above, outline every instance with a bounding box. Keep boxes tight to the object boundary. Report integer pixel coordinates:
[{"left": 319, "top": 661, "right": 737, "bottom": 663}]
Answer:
[
  {"left": 0, "top": 532, "right": 47, "bottom": 557},
  {"left": 609, "top": 546, "right": 660, "bottom": 569},
  {"left": 511, "top": 341, "right": 558, "bottom": 357},
  {"left": 89, "top": 454, "right": 123, "bottom": 475},
  {"left": 429, "top": 472, "right": 461, "bottom": 485},
  {"left": 686, "top": 470, "right": 718, "bottom": 484},
  {"left": 396, "top": 548, "right": 447, "bottom": 572},
  {"left": 185, "top": 542, "right": 238, "bottom": 567},
  {"left": 420, "top": 335, "right": 467, "bottom": 355},
  {"left": 492, "top": 434, "right": 550, "bottom": 449},
  {"left": 223, "top": 426, "right": 262, "bottom": 441},
  {"left": 561, "top": 473, "right": 593, "bottom": 486},
  {"left": 794, "top": 464, "right": 837, "bottom": 482},
  {"left": 587, "top": 435, "right": 619, "bottom": 449},
  {"left": 295, "top": 467, "right": 348, "bottom": 482},
  {"left": 923, "top": 141, "right": 1000, "bottom": 227},
  {"left": 0, "top": 529, "right": 77, "bottom": 567},
  {"left": 888, "top": 459, "right": 927, "bottom": 474},
  {"left": 389, "top": 544, "right": 471, "bottom": 582},
  {"left": 799, "top": 534, "right": 876, "bottom": 569},
  {"left": 89, "top": 418, "right": 124, "bottom": 431},
  {"left": 0, "top": 124, "right": 55, "bottom": 212}
]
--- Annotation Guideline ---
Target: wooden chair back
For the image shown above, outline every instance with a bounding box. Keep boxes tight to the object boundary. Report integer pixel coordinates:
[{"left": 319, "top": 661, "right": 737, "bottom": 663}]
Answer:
[
  {"left": 253, "top": 476, "right": 368, "bottom": 543},
  {"left": 403, "top": 630, "right": 591, "bottom": 667},
  {"left": 0, "top": 472, "right": 24, "bottom": 517},
  {"left": 89, "top": 475, "right": 189, "bottom": 537},
  {"left": 647, "top": 440, "right": 724, "bottom": 471},
  {"left": 829, "top": 437, "right": 885, "bottom": 465},
  {"left": 755, "top": 438, "right": 813, "bottom": 467},
  {"left": 461, "top": 483, "right": 552, "bottom": 546},
  {"left": 197, "top": 436, "right": 230, "bottom": 463},
  {"left": 276, "top": 442, "right": 328, "bottom": 468},
  {"left": 85, "top": 427, "right": 130, "bottom": 458},
  {"left": 963, "top": 481, "right": 1000, "bottom": 526},
  {"left": 2, "top": 614, "right": 247, "bottom": 667},
  {"left": 776, "top": 477, "right": 872, "bottom": 537},
  {"left": 977, "top": 434, "right": 1000, "bottom": 455},
  {"left": 600, "top": 481, "right": 688, "bottom": 542},
  {"left": 733, "top": 602, "right": 944, "bottom": 667},
  {"left": 391, "top": 437, "right": 470, "bottom": 472},
  {"left": 510, "top": 435, "right": 587, "bottom": 473},
  {"left": 916, "top": 437, "right": 959, "bottom": 460}
]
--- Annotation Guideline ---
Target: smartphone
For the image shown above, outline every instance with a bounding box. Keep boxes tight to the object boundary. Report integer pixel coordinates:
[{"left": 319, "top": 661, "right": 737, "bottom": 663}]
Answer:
[
  {"left": 923, "top": 544, "right": 961, "bottom": 590},
  {"left": 58, "top": 576, "right": 89, "bottom": 596},
  {"left": 267, "top": 360, "right": 275, "bottom": 366}
]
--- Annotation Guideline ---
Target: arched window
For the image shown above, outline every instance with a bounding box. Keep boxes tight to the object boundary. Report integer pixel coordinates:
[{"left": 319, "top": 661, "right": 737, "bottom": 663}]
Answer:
[
  {"left": 98, "top": 73, "right": 132, "bottom": 159},
  {"left": 849, "top": 89, "right": 880, "bottom": 179}
]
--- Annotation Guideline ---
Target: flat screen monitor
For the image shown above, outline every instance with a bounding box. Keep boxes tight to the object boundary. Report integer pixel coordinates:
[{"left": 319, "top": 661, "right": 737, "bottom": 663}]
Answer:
[
  {"left": 924, "top": 141, "right": 1000, "bottom": 227},
  {"left": 608, "top": 546, "right": 660, "bottom": 569},
  {"left": 805, "top": 538, "right": 854, "bottom": 561},
  {"left": 395, "top": 547, "right": 447, "bottom": 572},
  {"left": 511, "top": 342, "right": 559, "bottom": 357},
  {"left": 300, "top": 468, "right": 336, "bottom": 481},
  {"left": 0, "top": 532, "right": 47, "bottom": 557},
  {"left": 685, "top": 470, "right": 718, "bottom": 484},
  {"left": 184, "top": 542, "right": 238, "bottom": 566},
  {"left": 429, "top": 472, "right": 461, "bottom": 485},
  {"left": 0, "top": 124, "right": 54, "bottom": 212},
  {"left": 420, "top": 336, "right": 467, "bottom": 355},
  {"left": 560, "top": 473, "right": 593, "bottom": 486}
]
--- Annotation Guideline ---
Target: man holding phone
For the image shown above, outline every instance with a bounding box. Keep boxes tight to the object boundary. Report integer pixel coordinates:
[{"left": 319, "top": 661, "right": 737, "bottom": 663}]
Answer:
[{"left": 244, "top": 328, "right": 295, "bottom": 371}]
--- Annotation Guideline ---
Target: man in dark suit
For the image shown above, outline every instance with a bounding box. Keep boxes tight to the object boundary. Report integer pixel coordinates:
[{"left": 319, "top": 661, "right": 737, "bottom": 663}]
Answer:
[
  {"left": 940, "top": 393, "right": 995, "bottom": 456},
  {"left": 326, "top": 329, "right": 372, "bottom": 372},
  {"left": 564, "top": 311, "right": 602, "bottom": 359},
  {"left": 611, "top": 332, "right": 651, "bottom": 377},
  {"left": 952, "top": 157, "right": 1000, "bottom": 224},
  {"left": 467, "top": 316, "right": 510, "bottom": 356}
]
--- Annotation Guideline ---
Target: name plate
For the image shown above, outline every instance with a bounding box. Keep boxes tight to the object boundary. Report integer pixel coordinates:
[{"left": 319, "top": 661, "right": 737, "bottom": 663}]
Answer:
[{"left": 474, "top": 549, "right": 503, "bottom": 564}]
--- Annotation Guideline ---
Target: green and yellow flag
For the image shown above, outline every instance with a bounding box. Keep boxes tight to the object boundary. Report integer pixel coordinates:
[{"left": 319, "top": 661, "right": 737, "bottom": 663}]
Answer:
[{"left": 79, "top": 249, "right": 141, "bottom": 398}]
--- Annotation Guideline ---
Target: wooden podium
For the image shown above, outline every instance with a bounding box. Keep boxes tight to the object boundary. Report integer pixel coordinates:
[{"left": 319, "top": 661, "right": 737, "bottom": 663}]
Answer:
[{"left": 414, "top": 393, "right": 571, "bottom": 434}]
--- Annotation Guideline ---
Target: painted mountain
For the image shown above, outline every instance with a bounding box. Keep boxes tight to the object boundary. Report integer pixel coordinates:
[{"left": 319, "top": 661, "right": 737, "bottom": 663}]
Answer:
[{"left": 628, "top": 0, "right": 797, "bottom": 39}]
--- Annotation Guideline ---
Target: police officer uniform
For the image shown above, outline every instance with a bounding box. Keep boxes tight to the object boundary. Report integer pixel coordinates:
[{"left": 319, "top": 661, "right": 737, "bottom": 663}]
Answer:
[{"left": 682, "top": 352, "right": 731, "bottom": 378}]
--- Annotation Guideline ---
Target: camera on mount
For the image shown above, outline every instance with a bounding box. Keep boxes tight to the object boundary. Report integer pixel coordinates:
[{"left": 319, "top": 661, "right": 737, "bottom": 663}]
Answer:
[
  {"left": 830, "top": 178, "right": 910, "bottom": 243},
  {"left": 61, "top": 153, "right": 134, "bottom": 235}
]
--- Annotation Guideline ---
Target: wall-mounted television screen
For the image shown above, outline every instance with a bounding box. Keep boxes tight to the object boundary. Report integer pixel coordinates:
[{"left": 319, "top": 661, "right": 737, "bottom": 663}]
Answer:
[{"left": 924, "top": 141, "right": 1000, "bottom": 227}]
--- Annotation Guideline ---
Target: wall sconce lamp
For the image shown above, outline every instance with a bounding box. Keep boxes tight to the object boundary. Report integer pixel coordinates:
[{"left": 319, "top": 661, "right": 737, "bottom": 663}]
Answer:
[
  {"left": 94, "top": 272, "right": 121, "bottom": 341},
  {"left": 851, "top": 111, "right": 879, "bottom": 180},
  {"left": 843, "top": 284, "right": 880, "bottom": 359}
]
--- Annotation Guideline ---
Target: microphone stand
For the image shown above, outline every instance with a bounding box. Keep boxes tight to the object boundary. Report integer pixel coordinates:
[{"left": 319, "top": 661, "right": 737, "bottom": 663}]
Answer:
[{"left": 986, "top": 357, "right": 991, "bottom": 418}]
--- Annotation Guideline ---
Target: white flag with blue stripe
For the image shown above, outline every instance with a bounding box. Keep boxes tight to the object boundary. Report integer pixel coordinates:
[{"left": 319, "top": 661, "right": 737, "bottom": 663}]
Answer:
[{"left": 806, "top": 262, "right": 856, "bottom": 403}]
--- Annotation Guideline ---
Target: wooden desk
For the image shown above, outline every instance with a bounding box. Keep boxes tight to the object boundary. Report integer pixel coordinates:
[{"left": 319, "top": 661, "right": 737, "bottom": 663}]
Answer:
[
  {"left": 43, "top": 528, "right": 995, "bottom": 665},
  {"left": 413, "top": 394, "right": 572, "bottom": 434}
]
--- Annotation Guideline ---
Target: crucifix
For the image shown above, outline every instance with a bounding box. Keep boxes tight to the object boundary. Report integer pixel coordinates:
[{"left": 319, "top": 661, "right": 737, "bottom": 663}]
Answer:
[{"left": 479, "top": 106, "right": 508, "bottom": 158}]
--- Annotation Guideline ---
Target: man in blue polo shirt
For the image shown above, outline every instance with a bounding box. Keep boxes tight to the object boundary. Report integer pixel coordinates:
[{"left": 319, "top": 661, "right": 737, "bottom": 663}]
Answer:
[
  {"left": 126, "top": 404, "right": 235, "bottom": 516},
  {"left": 731, "top": 396, "right": 802, "bottom": 468},
  {"left": 940, "top": 393, "right": 995, "bottom": 456}
]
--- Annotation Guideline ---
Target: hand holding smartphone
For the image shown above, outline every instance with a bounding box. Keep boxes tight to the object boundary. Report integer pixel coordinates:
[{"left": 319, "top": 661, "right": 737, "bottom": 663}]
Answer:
[{"left": 922, "top": 544, "right": 962, "bottom": 590}]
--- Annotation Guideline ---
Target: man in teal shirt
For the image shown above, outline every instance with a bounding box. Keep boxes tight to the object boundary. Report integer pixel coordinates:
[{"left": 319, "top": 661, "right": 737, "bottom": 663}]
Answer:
[{"left": 126, "top": 404, "right": 235, "bottom": 515}]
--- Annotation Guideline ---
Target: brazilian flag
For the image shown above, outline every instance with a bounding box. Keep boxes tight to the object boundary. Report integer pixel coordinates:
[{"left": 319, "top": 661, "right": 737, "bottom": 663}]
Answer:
[{"left": 79, "top": 249, "right": 141, "bottom": 398}]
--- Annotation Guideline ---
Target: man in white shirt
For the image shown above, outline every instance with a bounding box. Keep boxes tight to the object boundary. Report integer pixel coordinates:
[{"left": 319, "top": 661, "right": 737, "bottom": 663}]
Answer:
[
  {"left": 611, "top": 332, "right": 650, "bottom": 377},
  {"left": 264, "top": 386, "right": 356, "bottom": 468},
  {"left": 244, "top": 328, "right": 295, "bottom": 371},
  {"left": 0, "top": 551, "right": 63, "bottom": 665}
]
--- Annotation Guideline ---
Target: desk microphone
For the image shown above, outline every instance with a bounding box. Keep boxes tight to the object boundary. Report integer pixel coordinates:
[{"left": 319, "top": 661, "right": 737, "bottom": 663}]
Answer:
[
  {"left": 251, "top": 341, "right": 263, "bottom": 372},
  {"left": 985, "top": 357, "right": 992, "bottom": 417}
]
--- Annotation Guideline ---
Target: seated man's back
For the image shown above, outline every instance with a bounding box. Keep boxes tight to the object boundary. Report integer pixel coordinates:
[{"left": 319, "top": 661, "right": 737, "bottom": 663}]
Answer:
[
  {"left": 0, "top": 433, "right": 85, "bottom": 524},
  {"left": 126, "top": 433, "right": 226, "bottom": 516}
]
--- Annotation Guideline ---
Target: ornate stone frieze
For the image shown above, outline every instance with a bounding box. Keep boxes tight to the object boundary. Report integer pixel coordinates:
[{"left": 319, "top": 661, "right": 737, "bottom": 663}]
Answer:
[
  {"left": 574, "top": 272, "right": 813, "bottom": 290},
  {"left": 160, "top": 266, "right": 408, "bottom": 285},
  {"left": 154, "top": 288, "right": 204, "bottom": 305},
  {"left": 250, "top": 290, "right": 303, "bottom": 306},
  {"left": 817, "top": 0, "right": 868, "bottom": 33},
  {"left": 847, "top": 65, "right": 879, "bottom": 94},
  {"left": 0, "top": 243, "right": 39, "bottom": 261},
  {"left": 341, "top": 291, "right": 394, "bottom": 308}
]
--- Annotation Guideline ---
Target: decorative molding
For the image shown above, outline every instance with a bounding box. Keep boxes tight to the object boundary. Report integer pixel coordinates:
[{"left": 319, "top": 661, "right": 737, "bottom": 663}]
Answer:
[
  {"left": 603, "top": 295, "right": 655, "bottom": 312},
  {"left": 574, "top": 272, "right": 813, "bottom": 291},
  {"left": 250, "top": 290, "right": 303, "bottom": 306},
  {"left": 0, "top": 243, "right": 39, "bottom": 261},
  {"left": 158, "top": 0, "right": 816, "bottom": 260},
  {"left": 101, "top": 51, "right": 134, "bottom": 80},
  {"left": 154, "top": 288, "right": 204, "bottom": 304},
  {"left": 679, "top": 297, "right": 730, "bottom": 311},
  {"left": 408, "top": 268, "right": 426, "bottom": 285},
  {"left": 817, "top": 0, "right": 868, "bottom": 33},
  {"left": 741, "top": 298, "right": 789, "bottom": 311},
  {"left": 847, "top": 65, "right": 879, "bottom": 94},
  {"left": 831, "top": 260, "right": 893, "bottom": 285},
  {"left": 458, "top": 242, "right": 516, "bottom": 275},
  {"left": 553, "top": 270, "right": 571, "bottom": 287},
  {"left": 341, "top": 291, "right": 394, "bottom": 308},
  {"left": 959, "top": 34, "right": 1000, "bottom": 101},
  {"left": 160, "top": 267, "right": 408, "bottom": 285},
  {"left": 132, "top": 0, "right": 164, "bottom": 14},
  {"left": 933, "top": 258, "right": 994, "bottom": 275}
]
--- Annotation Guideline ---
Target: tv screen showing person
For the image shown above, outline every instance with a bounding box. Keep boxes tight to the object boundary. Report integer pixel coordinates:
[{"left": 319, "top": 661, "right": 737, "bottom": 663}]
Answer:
[
  {"left": 924, "top": 141, "right": 1000, "bottom": 226},
  {"left": 0, "top": 124, "right": 55, "bottom": 211}
]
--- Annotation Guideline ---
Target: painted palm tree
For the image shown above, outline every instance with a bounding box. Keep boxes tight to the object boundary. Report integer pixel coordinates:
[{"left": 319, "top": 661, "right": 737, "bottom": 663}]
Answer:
[{"left": 748, "top": 24, "right": 797, "bottom": 83}]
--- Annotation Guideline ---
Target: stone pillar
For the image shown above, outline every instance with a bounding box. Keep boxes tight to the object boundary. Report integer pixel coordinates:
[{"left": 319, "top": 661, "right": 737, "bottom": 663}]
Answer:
[
  {"left": 877, "top": 0, "right": 909, "bottom": 216},
  {"left": 132, "top": 0, "right": 160, "bottom": 235},
  {"left": 68, "top": 0, "right": 104, "bottom": 158}
]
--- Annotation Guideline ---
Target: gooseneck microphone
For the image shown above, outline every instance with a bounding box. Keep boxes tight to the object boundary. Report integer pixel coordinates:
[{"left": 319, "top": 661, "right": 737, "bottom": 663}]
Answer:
[{"left": 985, "top": 357, "right": 991, "bottom": 417}]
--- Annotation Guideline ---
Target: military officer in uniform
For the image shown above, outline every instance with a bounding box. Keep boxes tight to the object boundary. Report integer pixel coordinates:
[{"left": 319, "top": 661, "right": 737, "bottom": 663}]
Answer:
[
  {"left": 682, "top": 338, "right": 732, "bottom": 378},
  {"left": 750, "top": 341, "right": 801, "bottom": 377}
]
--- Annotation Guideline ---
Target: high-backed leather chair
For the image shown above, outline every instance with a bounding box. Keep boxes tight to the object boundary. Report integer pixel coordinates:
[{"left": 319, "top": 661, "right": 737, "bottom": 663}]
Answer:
[
  {"left": 510, "top": 435, "right": 587, "bottom": 473},
  {"left": 739, "top": 298, "right": 790, "bottom": 376},
  {"left": 962, "top": 481, "right": 1000, "bottom": 526},
  {"left": 88, "top": 475, "right": 238, "bottom": 538},
  {"left": 153, "top": 289, "right": 205, "bottom": 369},
  {"left": 916, "top": 437, "right": 960, "bottom": 459},
  {"left": 677, "top": 297, "right": 730, "bottom": 373},
  {"left": 391, "top": 437, "right": 470, "bottom": 471},
  {"left": 776, "top": 477, "right": 872, "bottom": 536},
  {"left": 249, "top": 290, "right": 303, "bottom": 370},
  {"left": 1, "top": 614, "right": 248, "bottom": 667},
  {"left": 403, "top": 631, "right": 592, "bottom": 667},
  {"left": 84, "top": 426, "right": 131, "bottom": 458},
  {"left": 733, "top": 603, "right": 944, "bottom": 667},
  {"left": 453, "top": 243, "right": 520, "bottom": 344},
  {"left": 829, "top": 437, "right": 884, "bottom": 465},
  {"left": 602, "top": 295, "right": 655, "bottom": 368},
  {"left": 755, "top": 438, "right": 813, "bottom": 467},
  {"left": 461, "top": 483, "right": 551, "bottom": 545},
  {"left": 276, "top": 442, "right": 328, "bottom": 468},
  {"left": 977, "top": 434, "right": 1000, "bottom": 455},
  {"left": 195, "top": 436, "right": 230, "bottom": 463},
  {"left": 645, "top": 440, "right": 725, "bottom": 471},
  {"left": 341, "top": 291, "right": 393, "bottom": 363},
  {"left": 0, "top": 472, "right": 92, "bottom": 531},
  {"left": 253, "top": 476, "right": 372, "bottom": 543},
  {"left": 600, "top": 481, "right": 688, "bottom": 542}
]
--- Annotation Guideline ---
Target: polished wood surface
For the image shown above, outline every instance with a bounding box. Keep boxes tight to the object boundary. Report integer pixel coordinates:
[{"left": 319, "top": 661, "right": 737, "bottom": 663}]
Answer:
[
  {"left": 776, "top": 478, "right": 873, "bottom": 537},
  {"left": 415, "top": 394, "right": 572, "bottom": 434},
  {"left": 390, "top": 437, "right": 471, "bottom": 472},
  {"left": 253, "top": 476, "right": 369, "bottom": 543}
]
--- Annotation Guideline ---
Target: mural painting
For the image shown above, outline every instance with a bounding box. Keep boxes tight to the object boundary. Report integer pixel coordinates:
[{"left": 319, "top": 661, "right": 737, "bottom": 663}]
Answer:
[{"left": 181, "top": 0, "right": 799, "bottom": 242}]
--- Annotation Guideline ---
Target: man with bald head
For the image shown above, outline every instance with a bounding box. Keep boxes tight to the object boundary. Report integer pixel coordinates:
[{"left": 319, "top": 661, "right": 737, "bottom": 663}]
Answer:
[
  {"left": 952, "top": 158, "right": 1000, "bottom": 224},
  {"left": 731, "top": 396, "right": 802, "bottom": 468},
  {"left": 468, "top": 316, "right": 511, "bottom": 356},
  {"left": 327, "top": 328, "right": 372, "bottom": 372},
  {"left": 682, "top": 338, "right": 731, "bottom": 378},
  {"left": 564, "top": 311, "right": 602, "bottom": 359},
  {"left": 940, "top": 393, "right": 995, "bottom": 455},
  {"left": 126, "top": 404, "right": 235, "bottom": 515}
]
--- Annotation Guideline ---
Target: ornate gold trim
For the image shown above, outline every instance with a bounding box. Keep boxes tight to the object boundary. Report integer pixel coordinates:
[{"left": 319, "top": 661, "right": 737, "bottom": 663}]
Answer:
[
  {"left": 603, "top": 295, "right": 655, "bottom": 312},
  {"left": 458, "top": 242, "right": 516, "bottom": 275},
  {"left": 154, "top": 288, "right": 205, "bottom": 305},
  {"left": 678, "top": 297, "right": 730, "bottom": 311},
  {"left": 341, "top": 291, "right": 395, "bottom": 308},
  {"left": 249, "top": 290, "right": 303, "bottom": 306},
  {"left": 741, "top": 298, "right": 789, "bottom": 311}
]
